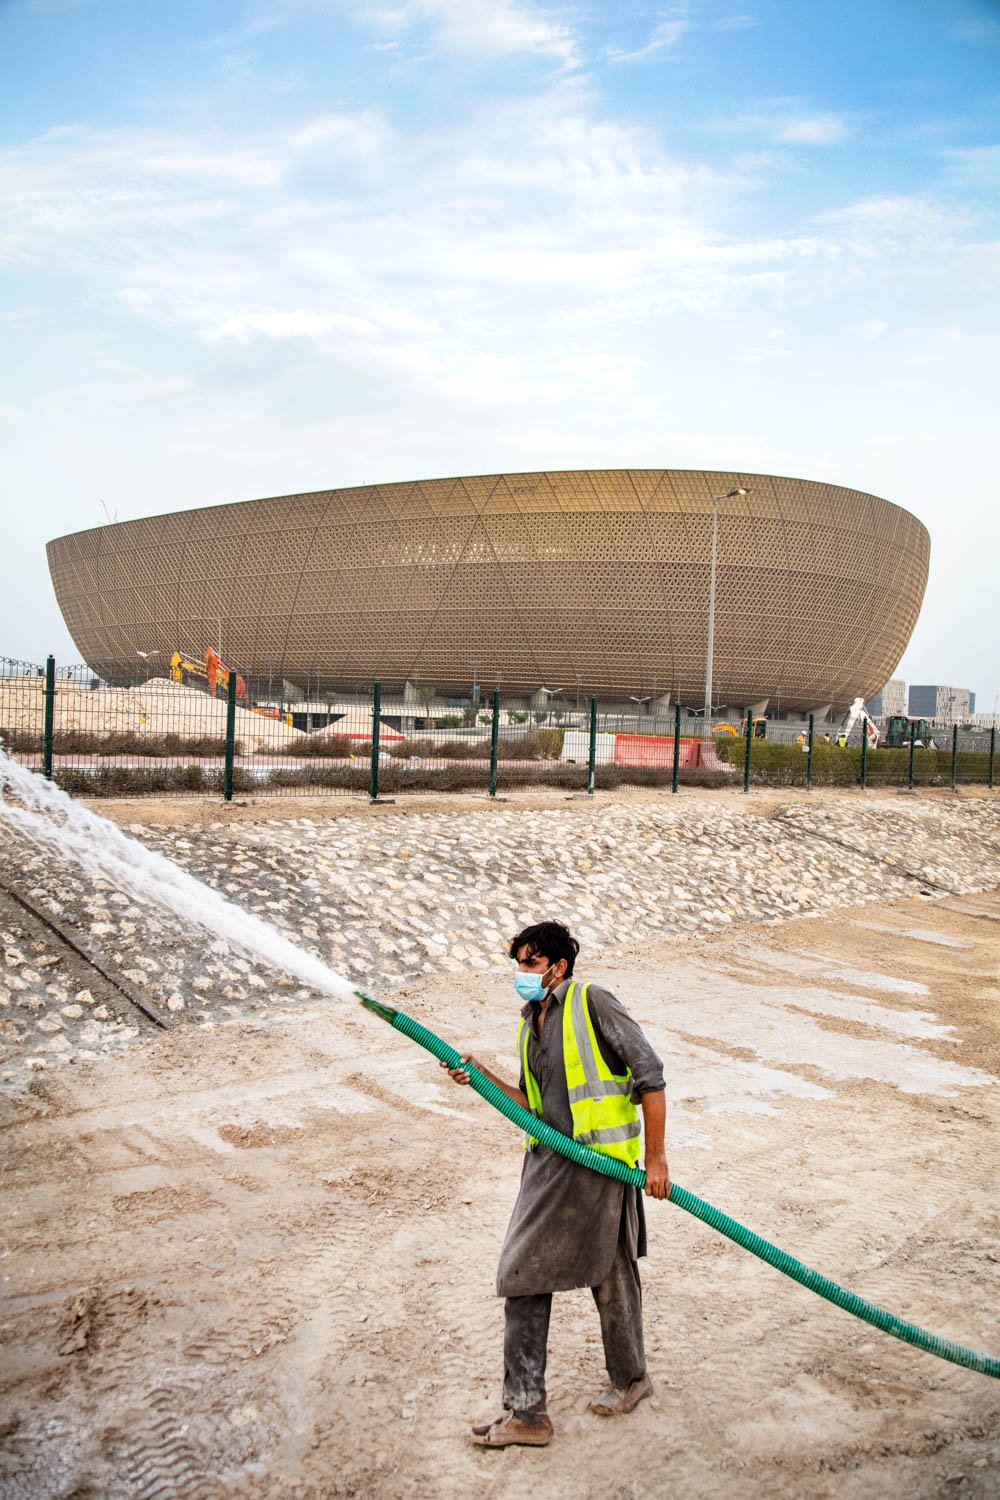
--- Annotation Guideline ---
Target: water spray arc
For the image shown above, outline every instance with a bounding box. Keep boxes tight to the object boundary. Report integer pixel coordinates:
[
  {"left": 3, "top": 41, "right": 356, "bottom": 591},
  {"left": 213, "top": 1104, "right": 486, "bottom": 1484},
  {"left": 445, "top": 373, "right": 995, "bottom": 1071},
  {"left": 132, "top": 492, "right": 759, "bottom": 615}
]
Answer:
[{"left": 1, "top": 749, "right": 997, "bottom": 1382}]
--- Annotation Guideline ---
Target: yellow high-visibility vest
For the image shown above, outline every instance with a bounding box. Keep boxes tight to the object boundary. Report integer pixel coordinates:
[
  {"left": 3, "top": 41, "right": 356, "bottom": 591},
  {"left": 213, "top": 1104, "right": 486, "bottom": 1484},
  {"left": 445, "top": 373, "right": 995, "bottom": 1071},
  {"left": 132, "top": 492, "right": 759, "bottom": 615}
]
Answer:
[{"left": 517, "top": 981, "right": 641, "bottom": 1167}]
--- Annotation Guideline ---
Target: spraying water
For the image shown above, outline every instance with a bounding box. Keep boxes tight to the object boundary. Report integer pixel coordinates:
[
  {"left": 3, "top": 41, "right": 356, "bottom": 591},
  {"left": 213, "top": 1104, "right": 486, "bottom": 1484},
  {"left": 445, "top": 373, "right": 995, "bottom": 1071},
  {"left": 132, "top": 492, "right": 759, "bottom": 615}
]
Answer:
[
  {"left": 3, "top": 753, "right": 999, "bottom": 1379},
  {"left": 0, "top": 749, "right": 359, "bottom": 1004}
]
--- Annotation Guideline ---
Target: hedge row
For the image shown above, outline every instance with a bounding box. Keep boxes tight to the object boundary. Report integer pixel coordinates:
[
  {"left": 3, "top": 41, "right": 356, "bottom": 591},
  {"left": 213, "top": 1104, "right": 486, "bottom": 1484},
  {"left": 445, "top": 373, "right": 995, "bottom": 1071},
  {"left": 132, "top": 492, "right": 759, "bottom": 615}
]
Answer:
[
  {"left": 285, "top": 729, "right": 567, "bottom": 760},
  {"left": 713, "top": 739, "right": 994, "bottom": 786},
  {"left": 53, "top": 761, "right": 728, "bottom": 798},
  {"left": 2, "top": 728, "right": 235, "bottom": 756}
]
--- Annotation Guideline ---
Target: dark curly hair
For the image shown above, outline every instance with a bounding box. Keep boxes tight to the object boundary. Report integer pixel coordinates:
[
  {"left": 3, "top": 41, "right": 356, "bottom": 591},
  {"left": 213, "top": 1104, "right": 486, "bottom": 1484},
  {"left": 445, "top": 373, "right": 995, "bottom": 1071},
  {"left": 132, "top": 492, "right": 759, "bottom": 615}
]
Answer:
[{"left": 508, "top": 920, "right": 580, "bottom": 976}]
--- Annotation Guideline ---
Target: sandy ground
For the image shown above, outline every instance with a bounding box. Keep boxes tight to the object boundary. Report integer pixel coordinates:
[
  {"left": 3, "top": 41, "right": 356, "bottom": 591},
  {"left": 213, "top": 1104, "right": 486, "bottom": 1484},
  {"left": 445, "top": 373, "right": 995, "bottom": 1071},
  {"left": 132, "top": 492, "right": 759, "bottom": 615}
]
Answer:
[
  {"left": 0, "top": 679, "right": 303, "bottom": 752},
  {"left": 1, "top": 880, "right": 998, "bottom": 1499}
]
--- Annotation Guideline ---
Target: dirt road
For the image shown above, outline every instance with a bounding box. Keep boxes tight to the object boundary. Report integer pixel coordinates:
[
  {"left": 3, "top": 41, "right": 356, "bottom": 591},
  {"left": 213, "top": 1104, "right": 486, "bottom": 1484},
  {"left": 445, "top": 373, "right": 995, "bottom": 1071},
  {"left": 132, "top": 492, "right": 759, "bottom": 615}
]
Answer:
[{"left": 1, "top": 892, "right": 999, "bottom": 1499}]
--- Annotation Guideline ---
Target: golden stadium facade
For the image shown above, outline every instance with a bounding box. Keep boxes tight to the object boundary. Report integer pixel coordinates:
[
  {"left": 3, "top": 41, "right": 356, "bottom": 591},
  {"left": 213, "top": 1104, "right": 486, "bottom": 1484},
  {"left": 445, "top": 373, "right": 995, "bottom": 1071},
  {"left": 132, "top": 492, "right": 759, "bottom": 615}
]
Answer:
[{"left": 47, "top": 470, "right": 929, "bottom": 713}]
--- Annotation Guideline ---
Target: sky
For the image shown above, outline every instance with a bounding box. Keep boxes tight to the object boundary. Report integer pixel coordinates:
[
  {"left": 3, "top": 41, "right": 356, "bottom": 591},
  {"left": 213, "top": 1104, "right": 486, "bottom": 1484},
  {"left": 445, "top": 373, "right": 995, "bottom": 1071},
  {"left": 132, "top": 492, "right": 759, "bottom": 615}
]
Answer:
[{"left": 1, "top": 0, "right": 998, "bottom": 709}]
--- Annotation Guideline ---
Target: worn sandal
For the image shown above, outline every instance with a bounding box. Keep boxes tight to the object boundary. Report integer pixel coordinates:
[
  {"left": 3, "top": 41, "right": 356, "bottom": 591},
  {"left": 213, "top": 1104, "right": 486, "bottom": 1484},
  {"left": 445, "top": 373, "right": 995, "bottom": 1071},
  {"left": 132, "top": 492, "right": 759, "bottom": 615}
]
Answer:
[
  {"left": 590, "top": 1375, "right": 653, "bottom": 1416},
  {"left": 469, "top": 1412, "right": 554, "bottom": 1447}
]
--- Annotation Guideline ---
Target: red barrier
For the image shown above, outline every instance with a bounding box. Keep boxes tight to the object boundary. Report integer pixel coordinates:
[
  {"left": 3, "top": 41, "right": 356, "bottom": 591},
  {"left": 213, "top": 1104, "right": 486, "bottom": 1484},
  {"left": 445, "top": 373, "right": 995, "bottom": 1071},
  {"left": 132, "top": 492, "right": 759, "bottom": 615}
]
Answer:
[{"left": 613, "top": 734, "right": 702, "bottom": 769}]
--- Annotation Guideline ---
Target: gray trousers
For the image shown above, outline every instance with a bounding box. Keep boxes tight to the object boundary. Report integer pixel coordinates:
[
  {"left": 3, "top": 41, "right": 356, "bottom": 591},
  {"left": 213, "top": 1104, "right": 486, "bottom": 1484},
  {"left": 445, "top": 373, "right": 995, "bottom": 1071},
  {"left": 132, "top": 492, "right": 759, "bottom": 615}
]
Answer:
[{"left": 502, "top": 1218, "right": 646, "bottom": 1417}]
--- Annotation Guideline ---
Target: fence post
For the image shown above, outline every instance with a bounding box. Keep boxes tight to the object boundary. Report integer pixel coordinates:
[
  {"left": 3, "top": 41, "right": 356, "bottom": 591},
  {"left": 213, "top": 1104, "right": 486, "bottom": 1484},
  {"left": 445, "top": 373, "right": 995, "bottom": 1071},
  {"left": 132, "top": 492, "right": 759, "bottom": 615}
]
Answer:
[
  {"left": 488, "top": 689, "right": 500, "bottom": 798},
  {"left": 908, "top": 721, "right": 916, "bottom": 791},
  {"left": 587, "top": 697, "right": 598, "bottom": 795},
  {"left": 951, "top": 723, "right": 958, "bottom": 790},
  {"left": 990, "top": 727, "right": 996, "bottom": 791},
  {"left": 223, "top": 667, "right": 237, "bottom": 801},
  {"left": 806, "top": 712, "right": 815, "bottom": 792},
  {"left": 742, "top": 709, "right": 752, "bottom": 793},
  {"left": 672, "top": 701, "right": 681, "bottom": 795},
  {"left": 860, "top": 722, "right": 868, "bottom": 792},
  {"left": 42, "top": 655, "right": 56, "bottom": 780},
  {"left": 370, "top": 679, "right": 382, "bottom": 802}
]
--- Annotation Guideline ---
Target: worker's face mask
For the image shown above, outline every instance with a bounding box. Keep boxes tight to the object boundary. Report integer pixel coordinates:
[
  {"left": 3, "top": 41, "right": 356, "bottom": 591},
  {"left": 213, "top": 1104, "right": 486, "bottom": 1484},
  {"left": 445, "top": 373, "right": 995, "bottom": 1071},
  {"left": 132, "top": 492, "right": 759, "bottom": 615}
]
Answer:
[{"left": 513, "top": 963, "right": 554, "bottom": 1003}]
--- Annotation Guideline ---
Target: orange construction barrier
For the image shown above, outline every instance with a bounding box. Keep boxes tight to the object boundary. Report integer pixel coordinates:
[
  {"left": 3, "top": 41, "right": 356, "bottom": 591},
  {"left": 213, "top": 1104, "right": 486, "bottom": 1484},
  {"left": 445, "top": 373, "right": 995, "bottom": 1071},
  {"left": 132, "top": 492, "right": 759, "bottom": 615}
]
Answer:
[{"left": 613, "top": 734, "right": 702, "bottom": 769}]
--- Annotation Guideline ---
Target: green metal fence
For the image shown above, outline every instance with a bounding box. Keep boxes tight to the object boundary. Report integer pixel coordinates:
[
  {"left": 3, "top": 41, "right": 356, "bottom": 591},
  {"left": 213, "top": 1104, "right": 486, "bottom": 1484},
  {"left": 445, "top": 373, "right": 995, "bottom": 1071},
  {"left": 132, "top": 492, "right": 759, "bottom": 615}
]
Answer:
[{"left": 1, "top": 654, "right": 997, "bottom": 802}]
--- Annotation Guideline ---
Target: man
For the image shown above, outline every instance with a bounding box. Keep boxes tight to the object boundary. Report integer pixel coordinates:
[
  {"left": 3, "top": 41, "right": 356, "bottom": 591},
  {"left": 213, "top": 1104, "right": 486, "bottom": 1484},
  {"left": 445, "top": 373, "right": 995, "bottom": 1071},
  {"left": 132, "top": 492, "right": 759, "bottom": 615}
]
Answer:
[{"left": 442, "top": 919, "right": 669, "bottom": 1448}]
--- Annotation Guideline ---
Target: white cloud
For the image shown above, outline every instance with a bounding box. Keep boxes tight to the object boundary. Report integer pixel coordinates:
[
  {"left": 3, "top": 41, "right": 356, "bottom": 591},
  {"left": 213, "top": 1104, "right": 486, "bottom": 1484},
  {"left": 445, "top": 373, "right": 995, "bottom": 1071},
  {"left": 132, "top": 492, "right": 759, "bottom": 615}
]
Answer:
[
  {"left": 717, "top": 105, "right": 850, "bottom": 147},
  {"left": 952, "top": 16, "right": 1000, "bottom": 44},
  {"left": 713, "top": 13, "right": 757, "bottom": 30},
  {"left": 209, "top": 309, "right": 379, "bottom": 340},
  {"left": 772, "top": 114, "right": 849, "bottom": 146},
  {"left": 815, "top": 193, "right": 976, "bottom": 253},
  {"left": 606, "top": 19, "right": 690, "bottom": 64},
  {"left": 938, "top": 144, "right": 1000, "bottom": 187},
  {"left": 363, "top": 0, "right": 580, "bottom": 66},
  {"left": 0, "top": 102, "right": 984, "bottom": 395},
  {"left": 291, "top": 110, "right": 390, "bottom": 155}
]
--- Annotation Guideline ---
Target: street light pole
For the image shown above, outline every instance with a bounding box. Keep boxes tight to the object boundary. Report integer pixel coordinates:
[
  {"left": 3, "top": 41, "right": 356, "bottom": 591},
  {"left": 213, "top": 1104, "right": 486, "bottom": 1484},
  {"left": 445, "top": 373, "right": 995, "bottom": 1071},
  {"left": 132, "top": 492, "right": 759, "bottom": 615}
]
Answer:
[{"left": 703, "top": 486, "right": 749, "bottom": 734}]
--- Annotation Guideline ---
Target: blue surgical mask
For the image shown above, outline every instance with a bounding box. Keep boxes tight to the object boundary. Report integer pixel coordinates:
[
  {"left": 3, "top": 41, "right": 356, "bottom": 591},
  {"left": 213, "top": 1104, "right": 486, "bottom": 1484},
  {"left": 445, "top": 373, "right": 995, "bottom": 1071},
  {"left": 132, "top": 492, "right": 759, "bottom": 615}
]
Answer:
[{"left": 513, "top": 966, "right": 553, "bottom": 1003}]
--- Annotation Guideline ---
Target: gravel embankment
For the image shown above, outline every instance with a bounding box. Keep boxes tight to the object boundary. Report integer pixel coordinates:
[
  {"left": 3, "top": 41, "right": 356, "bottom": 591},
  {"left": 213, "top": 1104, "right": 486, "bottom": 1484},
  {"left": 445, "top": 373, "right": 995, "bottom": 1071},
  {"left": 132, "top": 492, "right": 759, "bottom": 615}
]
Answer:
[{"left": 2, "top": 794, "right": 999, "bottom": 1086}]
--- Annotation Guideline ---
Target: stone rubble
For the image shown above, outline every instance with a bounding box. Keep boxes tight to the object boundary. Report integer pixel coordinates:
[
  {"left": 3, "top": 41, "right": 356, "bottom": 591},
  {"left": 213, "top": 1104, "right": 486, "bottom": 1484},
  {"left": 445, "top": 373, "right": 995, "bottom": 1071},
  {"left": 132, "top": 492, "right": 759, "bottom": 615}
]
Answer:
[{"left": 1, "top": 794, "right": 998, "bottom": 1088}]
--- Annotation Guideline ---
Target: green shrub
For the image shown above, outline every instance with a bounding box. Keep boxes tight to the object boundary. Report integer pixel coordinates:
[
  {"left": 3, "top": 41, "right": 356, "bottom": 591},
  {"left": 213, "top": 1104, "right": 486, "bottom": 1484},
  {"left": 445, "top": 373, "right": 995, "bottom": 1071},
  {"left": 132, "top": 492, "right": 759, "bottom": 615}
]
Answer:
[
  {"left": 498, "top": 728, "right": 565, "bottom": 759},
  {"left": 0, "top": 727, "right": 40, "bottom": 752},
  {"left": 286, "top": 735, "right": 354, "bottom": 757},
  {"left": 712, "top": 737, "right": 994, "bottom": 787},
  {"left": 6, "top": 729, "right": 235, "bottom": 756},
  {"left": 54, "top": 764, "right": 214, "bottom": 796}
]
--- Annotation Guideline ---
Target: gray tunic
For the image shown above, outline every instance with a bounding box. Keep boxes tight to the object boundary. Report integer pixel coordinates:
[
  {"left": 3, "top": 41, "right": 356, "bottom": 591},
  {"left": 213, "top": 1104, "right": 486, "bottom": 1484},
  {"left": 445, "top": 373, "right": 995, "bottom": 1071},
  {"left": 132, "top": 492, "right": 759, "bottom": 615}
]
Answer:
[{"left": 495, "top": 979, "right": 666, "bottom": 1298}]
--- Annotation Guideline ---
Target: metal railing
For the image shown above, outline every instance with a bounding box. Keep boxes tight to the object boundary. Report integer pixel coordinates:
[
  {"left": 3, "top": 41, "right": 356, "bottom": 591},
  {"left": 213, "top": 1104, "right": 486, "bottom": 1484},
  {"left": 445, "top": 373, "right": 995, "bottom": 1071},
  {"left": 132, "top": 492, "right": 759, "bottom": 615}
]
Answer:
[{"left": 0, "top": 655, "right": 996, "bottom": 801}]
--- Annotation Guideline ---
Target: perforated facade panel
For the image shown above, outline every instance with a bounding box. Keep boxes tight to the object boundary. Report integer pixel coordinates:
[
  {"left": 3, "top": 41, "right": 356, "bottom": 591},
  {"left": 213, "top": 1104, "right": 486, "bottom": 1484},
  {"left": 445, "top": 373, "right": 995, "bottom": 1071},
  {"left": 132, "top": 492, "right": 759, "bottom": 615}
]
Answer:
[{"left": 46, "top": 470, "right": 930, "bottom": 713}]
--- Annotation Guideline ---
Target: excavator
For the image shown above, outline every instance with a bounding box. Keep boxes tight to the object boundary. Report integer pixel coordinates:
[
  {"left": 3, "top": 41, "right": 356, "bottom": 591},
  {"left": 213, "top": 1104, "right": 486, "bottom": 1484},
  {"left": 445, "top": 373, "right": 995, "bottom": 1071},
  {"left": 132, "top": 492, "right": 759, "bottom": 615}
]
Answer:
[
  {"left": 834, "top": 697, "right": 881, "bottom": 748},
  {"left": 169, "top": 649, "right": 248, "bottom": 705},
  {"left": 883, "top": 714, "right": 936, "bottom": 750},
  {"left": 713, "top": 716, "right": 768, "bottom": 739},
  {"left": 833, "top": 700, "right": 937, "bottom": 750}
]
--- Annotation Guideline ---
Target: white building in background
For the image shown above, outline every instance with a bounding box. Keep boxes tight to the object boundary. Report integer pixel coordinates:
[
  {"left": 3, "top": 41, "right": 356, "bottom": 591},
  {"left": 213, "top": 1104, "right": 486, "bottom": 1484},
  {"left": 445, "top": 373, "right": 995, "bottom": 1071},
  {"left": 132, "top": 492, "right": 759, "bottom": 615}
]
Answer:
[
  {"left": 866, "top": 678, "right": 907, "bottom": 717},
  {"left": 908, "top": 684, "right": 976, "bottom": 723}
]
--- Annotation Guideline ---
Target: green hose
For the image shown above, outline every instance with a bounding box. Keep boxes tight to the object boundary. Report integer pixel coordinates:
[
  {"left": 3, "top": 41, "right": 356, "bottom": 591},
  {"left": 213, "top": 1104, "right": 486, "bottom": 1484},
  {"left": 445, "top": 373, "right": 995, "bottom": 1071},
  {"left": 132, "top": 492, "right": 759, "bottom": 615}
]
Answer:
[{"left": 358, "top": 993, "right": 1000, "bottom": 1381}]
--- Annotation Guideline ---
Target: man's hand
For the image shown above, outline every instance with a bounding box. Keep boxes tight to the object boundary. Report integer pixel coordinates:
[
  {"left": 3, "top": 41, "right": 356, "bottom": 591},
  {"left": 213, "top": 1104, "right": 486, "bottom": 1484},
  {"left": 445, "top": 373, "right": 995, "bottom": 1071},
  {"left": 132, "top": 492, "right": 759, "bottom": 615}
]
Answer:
[
  {"left": 439, "top": 1055, "right": 479, "bottom": 1087},
  {"left": 643, "top": 1152, "right": 670, "bottom": 1200},
  {"left": 438, "top": 1057, "right": 530, "bottom": 1110}
]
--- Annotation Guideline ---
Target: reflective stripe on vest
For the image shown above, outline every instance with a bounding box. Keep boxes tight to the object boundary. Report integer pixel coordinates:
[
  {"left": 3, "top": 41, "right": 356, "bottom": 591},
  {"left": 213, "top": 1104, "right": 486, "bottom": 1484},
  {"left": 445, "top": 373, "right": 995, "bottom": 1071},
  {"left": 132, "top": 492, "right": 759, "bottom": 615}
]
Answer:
[
  {"left": 517, "top": 982, "right": 641, "bottom": 1167},
  {"left": 517, "top": 1015, "right": 543, "bottom": 1150}
]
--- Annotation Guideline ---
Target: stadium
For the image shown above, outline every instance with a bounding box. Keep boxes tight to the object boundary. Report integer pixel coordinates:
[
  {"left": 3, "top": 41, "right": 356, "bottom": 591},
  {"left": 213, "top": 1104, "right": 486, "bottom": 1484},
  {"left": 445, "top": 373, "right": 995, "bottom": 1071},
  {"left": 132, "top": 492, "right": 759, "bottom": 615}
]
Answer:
[{"left": 47, "top": 470, "right": 929, "bottom": 716}]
